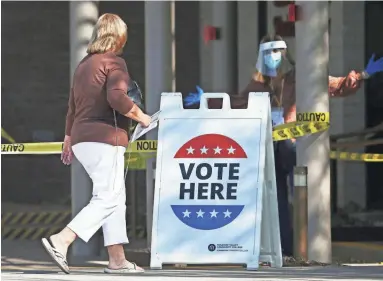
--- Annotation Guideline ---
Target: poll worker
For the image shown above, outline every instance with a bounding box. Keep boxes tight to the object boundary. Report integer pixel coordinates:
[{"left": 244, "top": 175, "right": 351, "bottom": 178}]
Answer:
[
  {"left": 41, "top": 14, "right": 150, "bottom": 274},
  {"left": 184, "top": 34, "right": 383, "bottom": 257}
]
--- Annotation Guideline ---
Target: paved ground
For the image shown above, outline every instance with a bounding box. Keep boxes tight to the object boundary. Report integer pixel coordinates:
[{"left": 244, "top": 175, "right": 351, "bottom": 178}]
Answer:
[
  {"left": 2, "top": 240, "right": 383, "bottom": 281},
  {"left": 2, "top": 266, "right": 383, "bottom": 281}
]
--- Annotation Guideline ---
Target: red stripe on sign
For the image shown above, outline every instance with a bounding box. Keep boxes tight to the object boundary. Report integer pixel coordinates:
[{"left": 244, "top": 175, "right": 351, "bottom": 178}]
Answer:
[{"left": 174, "top": 134, "right": 247, "bottom": 159}]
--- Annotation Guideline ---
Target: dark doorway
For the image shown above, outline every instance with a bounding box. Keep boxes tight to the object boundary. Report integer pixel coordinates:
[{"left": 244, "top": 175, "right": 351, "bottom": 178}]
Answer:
[{"left": 365, "top": 1, "right": 383, "bottom": 210}]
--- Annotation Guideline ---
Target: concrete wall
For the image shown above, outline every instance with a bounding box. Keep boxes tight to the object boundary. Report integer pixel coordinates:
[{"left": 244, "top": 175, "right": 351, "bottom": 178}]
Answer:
[
  {"left": 237, "top": 1, "right": 259, "bottom": 91},
  {"left": 175, "top": 1, "right": 200, "bottom": 95},
  {"left": 2, "top": 1, "right": 71, "bottom": 204},
  {"left": 199, "top": 1, "right": 214, "bottom": 91}
]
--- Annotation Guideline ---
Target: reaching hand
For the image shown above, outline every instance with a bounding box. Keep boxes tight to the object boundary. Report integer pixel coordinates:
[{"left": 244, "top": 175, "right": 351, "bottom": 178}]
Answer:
[
  {"left": 139, "top": 114, "right": 151, "bottom": 128},
  {"left": 61, "top": 135, "right": 73, "bottom": 165},
  {"left": 365, "top": 54, "right": 383, "bottom": 77},
  {"left": 184, "top": 85, "right": 204, "bottom": 106}
]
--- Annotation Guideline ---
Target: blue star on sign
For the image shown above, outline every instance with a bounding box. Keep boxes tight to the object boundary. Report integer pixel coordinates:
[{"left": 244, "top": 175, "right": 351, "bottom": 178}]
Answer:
[{"left": 171, "top": 205, "right": 245, "bottom": 230}]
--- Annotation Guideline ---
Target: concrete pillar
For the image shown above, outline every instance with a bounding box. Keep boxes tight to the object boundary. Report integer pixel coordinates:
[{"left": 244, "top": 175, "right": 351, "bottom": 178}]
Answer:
[
  {"left": 144, "top": 1, "right": 173, "bottom": 248},
  {"left": 211, "top": 1, "right": 237, "bottom": 92},
  {"left": 237, "top": 1, "right": 259, "bottom": 91},
  {"left": 69, "top": 1, "right": 99, "bottom": 258},
  {"left": 199, "top": 1, "right": 213, "bottom": 90},
  {"left": 336, "top": 2, "right": 366, "bottom": 210},
  {"left": 295, "top": 1, "right": 331, "bottom": 263}
]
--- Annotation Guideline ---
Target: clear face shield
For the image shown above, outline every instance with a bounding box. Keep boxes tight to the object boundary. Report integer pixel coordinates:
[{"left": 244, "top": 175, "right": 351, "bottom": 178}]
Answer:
[{"left": 255, "top": 40, "right": 291, "bottom": 77}]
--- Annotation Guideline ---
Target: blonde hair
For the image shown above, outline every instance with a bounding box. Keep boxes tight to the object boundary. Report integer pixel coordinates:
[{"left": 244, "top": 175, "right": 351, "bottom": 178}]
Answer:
[
  {"left": 253, "top": 34, "right": 295, "bottom": 84},
  {"left": 87, "top": 13, "right": 128, "bottom": 54}
]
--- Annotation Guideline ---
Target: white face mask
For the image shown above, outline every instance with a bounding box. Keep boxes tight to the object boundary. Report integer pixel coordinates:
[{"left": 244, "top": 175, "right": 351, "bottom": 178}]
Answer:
[{"left": 271, "top": 52, "right": 282, "bottom": 61}]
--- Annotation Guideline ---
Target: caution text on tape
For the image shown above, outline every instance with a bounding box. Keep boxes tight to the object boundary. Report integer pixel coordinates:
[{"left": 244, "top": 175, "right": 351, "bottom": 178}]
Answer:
[
  {"left": 272, "top": 111, "right": 329, "bottom": 141},
  {"left": 296, "top": 112, "right": 330, "bottom": 123}
]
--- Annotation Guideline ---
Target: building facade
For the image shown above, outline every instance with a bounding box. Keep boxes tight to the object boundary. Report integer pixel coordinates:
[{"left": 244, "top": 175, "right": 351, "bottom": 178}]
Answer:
[{"left": 2, "top": 1, "right": 382, "bottom": 221}]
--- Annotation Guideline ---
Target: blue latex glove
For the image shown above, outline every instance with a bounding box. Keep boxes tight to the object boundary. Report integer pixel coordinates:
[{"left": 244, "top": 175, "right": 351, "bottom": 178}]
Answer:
[
  {"left": 184, "top": 85, "right": 204, "bottom": 106},
  {"left": 365, "top": 54, "right": 383, "bottom": 76}
]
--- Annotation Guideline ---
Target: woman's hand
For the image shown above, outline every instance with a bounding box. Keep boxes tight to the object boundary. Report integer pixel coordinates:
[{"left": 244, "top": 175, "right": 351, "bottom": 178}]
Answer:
[
  {"left": 61, "top": 135, "right": 73, "bottom": 165},
  {"left": 139, "top": 114, "right": 151, "bottom": 128},
  {"left": 125, "top": 104, "right": 151, "bottom": 128}
]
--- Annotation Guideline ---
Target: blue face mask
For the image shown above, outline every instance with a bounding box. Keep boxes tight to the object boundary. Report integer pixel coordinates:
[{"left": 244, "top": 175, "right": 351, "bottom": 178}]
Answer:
[{"left": 264, "top": 52, "right": 282, "bottom": 70}]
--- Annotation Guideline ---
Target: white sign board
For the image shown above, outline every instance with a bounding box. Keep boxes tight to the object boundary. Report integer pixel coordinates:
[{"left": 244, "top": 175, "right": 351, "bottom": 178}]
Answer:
[{"left": 150, "top": 92, "right": 282, "bottom": 270}]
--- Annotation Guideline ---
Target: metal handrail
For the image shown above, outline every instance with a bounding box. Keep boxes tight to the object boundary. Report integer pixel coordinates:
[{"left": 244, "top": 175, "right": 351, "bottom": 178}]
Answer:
[{"left": 330, "top": 122, "right": 383, "bottom": 141}]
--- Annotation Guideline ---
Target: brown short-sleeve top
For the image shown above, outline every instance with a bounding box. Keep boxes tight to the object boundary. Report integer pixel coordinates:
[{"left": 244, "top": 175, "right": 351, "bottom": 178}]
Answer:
[{"left": 65, "top": 52, "right": 135, "bottom": 148}]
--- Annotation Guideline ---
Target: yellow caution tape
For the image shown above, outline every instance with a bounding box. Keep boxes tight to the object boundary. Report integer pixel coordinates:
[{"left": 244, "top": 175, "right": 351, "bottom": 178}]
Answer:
[
  {"left": 272, "top": 112, "right": 330, "bottom": 141},
  {"left": 273, "top": 121, "right": 330, "bottom": 141},
  {"left": 0, "top": 142, "right": 157, "bottom": 170},
  {"left": 131, "top": 140, "right": 157, "bottom": 152},
  {"left": 0, "top": 112, "right": 326, "bottom": 153},
  {"left": 1, "top": 140, "right": 157, "bottom": 154},
  {"left": 1, "top": 142, "right": 61, "bottom": 154},
  {"left": 3, "top": 140, "right": 382, "bottom": 162},
  {"left": 275, "top": 112, "right": 383, "bottom": 161},
  {"left": 1, "top": 128, "right": 16, "bottom": 143},
  {"left": 330, "top": 151, "right": 383, "bottom": 162},
  {"left": 2, "top": 112, "right": 382, "bottom": 162},
  {"left": 125, "top": 152, "right": 156, "bottom": 169},
  {"left": 296, "top": 112, "right": 330, "bottom": 123}
]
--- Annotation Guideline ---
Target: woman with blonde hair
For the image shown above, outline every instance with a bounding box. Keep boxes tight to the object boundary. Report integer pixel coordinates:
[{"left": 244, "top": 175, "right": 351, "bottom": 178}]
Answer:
[
  {"left": 41, "top": 13, "right": 149, "bottom": 274},
  {"left": 185, "top": 34, "right": 383, "bottom": 257}
]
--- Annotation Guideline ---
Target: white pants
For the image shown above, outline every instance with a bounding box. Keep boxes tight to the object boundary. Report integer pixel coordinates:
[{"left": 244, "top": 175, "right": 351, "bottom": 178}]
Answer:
[{"left": 67, "top": 142, "right": 129, "bottom": 246}]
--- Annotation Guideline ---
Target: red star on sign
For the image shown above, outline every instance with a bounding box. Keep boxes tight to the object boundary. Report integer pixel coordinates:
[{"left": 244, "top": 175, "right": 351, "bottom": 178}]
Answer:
[{"left": 174, "top": 134, "right": 247, "bottom": 159}]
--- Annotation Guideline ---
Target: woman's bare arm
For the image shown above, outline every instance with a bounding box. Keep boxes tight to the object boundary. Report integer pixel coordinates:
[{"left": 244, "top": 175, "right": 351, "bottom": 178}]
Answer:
[
  {"left": 124, "top": 103, "right": 149, "bottom": 124},
  {"left": 328, "top": 70, "right": 364, "bottom": 97}
]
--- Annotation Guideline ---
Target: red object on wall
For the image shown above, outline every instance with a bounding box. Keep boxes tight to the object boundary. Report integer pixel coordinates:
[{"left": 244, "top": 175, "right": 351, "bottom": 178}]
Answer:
[
  {"left": 288, "top": 4, "right": 302, "bottom": 22},
  {"left": 272, "top": 1, "right": 296, "bottom": 37},
  {"left": 288, "top": 4, "right": 296, "bottom": 22},
  {"left": 203, "top": 25, "right": 217, "bottom": 44}
]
